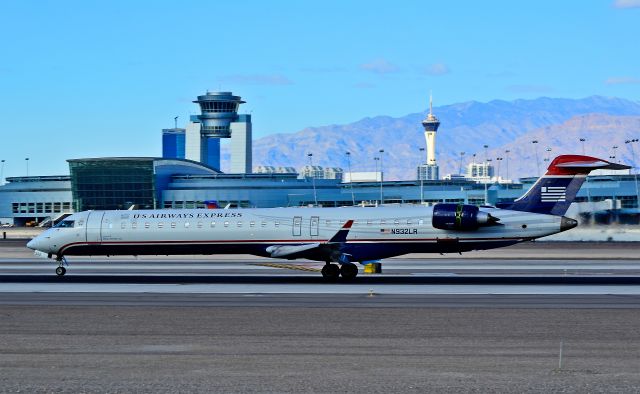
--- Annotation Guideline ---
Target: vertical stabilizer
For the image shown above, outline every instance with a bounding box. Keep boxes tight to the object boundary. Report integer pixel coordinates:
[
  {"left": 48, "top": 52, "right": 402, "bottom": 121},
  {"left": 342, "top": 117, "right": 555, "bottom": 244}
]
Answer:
[{"left": 507, "top": 155, "right": 630, "bottom": 215}]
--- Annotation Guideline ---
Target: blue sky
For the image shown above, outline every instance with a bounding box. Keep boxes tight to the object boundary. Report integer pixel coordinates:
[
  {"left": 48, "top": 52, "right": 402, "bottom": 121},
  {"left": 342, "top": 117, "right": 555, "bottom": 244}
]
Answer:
[{"left": 1, "top": 0, "right": 639, "bottom": 178}]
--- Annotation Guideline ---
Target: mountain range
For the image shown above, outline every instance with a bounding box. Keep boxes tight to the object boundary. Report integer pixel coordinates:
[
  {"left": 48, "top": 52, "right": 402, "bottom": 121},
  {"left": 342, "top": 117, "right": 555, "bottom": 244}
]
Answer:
[{"left": 221, "top": 96, "right": 640, "bottom": 180}]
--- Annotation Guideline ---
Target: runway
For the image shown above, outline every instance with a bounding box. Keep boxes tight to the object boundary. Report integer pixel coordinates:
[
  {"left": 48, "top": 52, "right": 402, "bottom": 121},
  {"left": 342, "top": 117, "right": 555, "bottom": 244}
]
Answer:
[
  {"left": 3, "top": 242, "right": 640, "bottom": 392},
  {"left": 3, "top": 253, "right": 640, "bottom": 305}
]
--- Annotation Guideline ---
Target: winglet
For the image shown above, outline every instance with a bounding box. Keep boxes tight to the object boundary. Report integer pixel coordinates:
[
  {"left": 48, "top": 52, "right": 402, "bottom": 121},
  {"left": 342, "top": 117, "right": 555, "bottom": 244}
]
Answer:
[{"left": 328, "top": 220, "right": 354, "bottom": 244}]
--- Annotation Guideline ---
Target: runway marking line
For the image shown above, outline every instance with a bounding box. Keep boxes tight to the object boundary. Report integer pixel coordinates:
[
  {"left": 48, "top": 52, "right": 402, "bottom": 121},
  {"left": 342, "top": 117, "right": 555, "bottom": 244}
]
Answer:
[{"left": 253, "top": 263, "right": 321, "bottom": 272}]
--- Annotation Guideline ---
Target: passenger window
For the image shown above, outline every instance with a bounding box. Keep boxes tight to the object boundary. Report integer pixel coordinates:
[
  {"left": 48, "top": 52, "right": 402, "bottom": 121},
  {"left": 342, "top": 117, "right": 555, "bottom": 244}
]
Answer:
[
  {"left": 275, "top": 221, "right": 280, "bottom": 227},
  {"left": 250, "top": 221, "right": 255, "bottom": 227},
  {"left": 132, "top": 222, "right": 137, "bottom": 229},
  {"left": 407, "top": 220, "right": 412, "bottom": 225},
  {"left": 380, "top": 220, "right": 386, "bottom": 225},
  {"left": 210, "top": 221, "right": 216, "bottom": 228},
  {"left": 171, "top": 222, "right": 176, "bottom": 228},
  {"left": 237, "top": 221, "right": 242, "bottom": 227},
  {"left": 224, "top": 221, "right": 229, "bottom": 227},
  {"left": 121, "top": 222, "right": 126, "bottom": 229},
  {"left": 394, "top": 220, "right": 400, "bottom": 225},
  {"left": 158, "top": 222, "right": 164, "bottom": 229},
  {"left": 367, "top": 220, "right": 372, "bottom": 226},
  {"left": 261, "top": 221, "right": 267, "bottom": 227},
  {"left": 184, "top": 222, "right": 190, "bottom": 228},
  {"left": 418, "top": 219, "right": 424, "bottom": 225},
  {"left": 144, "top": 222, "right": 150, "bottom": 229},
  {"left": 197, "top": 222, "right": 203, "bottom": 229},
  {"left": 325, "top": 220, "right": 331, "bottom": 226}
]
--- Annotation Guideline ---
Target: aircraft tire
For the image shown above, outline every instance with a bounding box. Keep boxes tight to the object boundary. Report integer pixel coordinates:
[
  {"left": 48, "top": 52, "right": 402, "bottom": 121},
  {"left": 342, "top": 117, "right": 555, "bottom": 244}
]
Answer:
[
  {"left": 339, "top": 263, "right": 358, "bottom": 280},
  {"left": 321, "top": 264, "right": 340, "bottom": 281},
  {"left": 55, "top": 266, "right": 66, "bottom": 276}
]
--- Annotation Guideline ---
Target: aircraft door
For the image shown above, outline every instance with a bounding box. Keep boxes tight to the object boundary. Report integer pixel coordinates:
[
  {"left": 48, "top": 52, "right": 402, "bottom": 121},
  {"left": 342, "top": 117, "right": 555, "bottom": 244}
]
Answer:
[
  {"left": 101, "top": 214, "right": 114, "bottom": 241},
  {"left": 310, "top": 216, "right": 319, "bottom": 237},
  {"left": 292, "top": 216, "right": 302, "bottom": 236},
  {"left": 85, "top": 212, "right": 105, "bottom": 243}
]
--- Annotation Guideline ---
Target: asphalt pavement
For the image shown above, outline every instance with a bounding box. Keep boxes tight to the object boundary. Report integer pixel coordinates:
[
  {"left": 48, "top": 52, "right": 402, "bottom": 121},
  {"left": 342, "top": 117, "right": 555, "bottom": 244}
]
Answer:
[{"left": 2, "top": 240, "right": 640, "bottom": 392}]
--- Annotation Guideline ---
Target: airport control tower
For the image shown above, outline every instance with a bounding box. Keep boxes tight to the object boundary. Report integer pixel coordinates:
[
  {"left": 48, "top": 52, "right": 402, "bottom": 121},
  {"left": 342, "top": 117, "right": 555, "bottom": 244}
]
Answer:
[
  {"left": 189, "top": 91, "right": 252, "bottom": 173},
  {"left": 419, "top": 94, "right": 440, "bottom": 180}
]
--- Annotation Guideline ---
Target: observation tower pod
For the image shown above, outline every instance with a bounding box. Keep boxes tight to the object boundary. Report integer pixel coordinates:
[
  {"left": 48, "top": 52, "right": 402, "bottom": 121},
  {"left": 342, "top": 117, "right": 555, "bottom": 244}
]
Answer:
[
  {"left": 419, "top": 94, "right": 441, "bottom": 180},
  {"left": 421, "top": 94, "right": 440, "bottom": 165},
  {"left": 192, "top": 92, "right": 247, "bottom": 170}
]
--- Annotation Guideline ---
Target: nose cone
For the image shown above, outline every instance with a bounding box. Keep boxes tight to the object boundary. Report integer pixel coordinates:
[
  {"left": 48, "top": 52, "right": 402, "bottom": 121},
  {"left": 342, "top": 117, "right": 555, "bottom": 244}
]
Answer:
[
  {"left": 560, "top": 216, "right": 578, "bottom": 232},
  {"left": 26, "top": 238, "right": 38, "bottom": 250}
]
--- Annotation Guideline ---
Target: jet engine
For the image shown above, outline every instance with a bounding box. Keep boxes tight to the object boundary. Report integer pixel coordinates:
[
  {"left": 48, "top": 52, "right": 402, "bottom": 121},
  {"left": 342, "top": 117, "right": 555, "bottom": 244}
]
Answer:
[{"left": 432, "top": 203, "right": 500, "bottom": 231}]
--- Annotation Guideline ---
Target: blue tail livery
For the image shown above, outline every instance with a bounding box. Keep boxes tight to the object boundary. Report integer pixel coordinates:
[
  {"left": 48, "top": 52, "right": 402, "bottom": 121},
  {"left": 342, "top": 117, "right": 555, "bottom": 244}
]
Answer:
[{"left": 506, "top": 155, "right": 630, "bottom": 215}]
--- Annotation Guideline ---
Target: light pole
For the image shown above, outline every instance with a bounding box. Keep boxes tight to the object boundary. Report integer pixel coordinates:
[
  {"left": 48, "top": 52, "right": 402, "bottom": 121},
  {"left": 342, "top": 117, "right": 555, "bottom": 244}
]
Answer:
[
  {"left": 625, "top": 139, "right": 640, "bottom": 209},
  {"left": 612, "top": 145, "right": 619, "bottom": 163},
  {"left": 580, "top": 137, "right": 591, "bottom": 206},
  {"left": 531, "top": 140, "right": 540, "bottom": 176},
  {"left": 25, "top": 158, "right": 29, "bottom": 177},
  {"left": 374, "top": 157, "right": 380, "bottom": 205},
  {"left": 458, "top": 152, "right": 465, "bottom": 175},
  {"left": 471, "top": 153, "right": 476, "bottom": 177},
  {"left": 504, "top": 150, "right": 510, "bottom": 181},
  {"left": 496, "top": 157, "right": 503, "bottom": 182},
  {"left": 379, "top": 149, "right": 385, "bottom": 204},
  {"left": 545, "top": 147, "right": 552, "bottom": 168},
  {"left": 483, "top": 145, "right": 489, "bottom": 205},
  {"left": 0, "top": 160, "right": 4, "bottom": 185},
  {"left": 307, "top": 153, "right": 317, "bottom": 206},
  {"left": 346, "top": 151, "right": 355, "bottom": 206},
  {"left": 419, "top": 147, "right": 425, "bottom": 204}
]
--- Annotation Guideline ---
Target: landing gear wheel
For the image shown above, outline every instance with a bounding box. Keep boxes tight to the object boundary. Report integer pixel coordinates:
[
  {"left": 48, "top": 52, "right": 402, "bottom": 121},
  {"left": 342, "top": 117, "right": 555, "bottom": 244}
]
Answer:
[
  {"left": 321, "top": 263, "right": 340, "bottom": 281},
  {"left": 339, "top": 263, "right": 358, "bottom": 280},
  {"left": 55, "top": 266, "right": 66, "bottom": 276}
]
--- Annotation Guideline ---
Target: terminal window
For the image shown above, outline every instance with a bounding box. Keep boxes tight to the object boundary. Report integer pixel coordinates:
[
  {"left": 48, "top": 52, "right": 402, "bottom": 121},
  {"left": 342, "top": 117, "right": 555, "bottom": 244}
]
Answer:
[{"left": 69, "top": 159, "right": 155, "bottom": 211}]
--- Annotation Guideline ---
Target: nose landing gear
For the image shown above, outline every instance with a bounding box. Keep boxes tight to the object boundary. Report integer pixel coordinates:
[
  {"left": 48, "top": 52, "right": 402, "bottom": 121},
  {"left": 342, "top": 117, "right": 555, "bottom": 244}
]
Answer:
[{"left": 55, "top": 256, "right": 68, "bottom": 276}]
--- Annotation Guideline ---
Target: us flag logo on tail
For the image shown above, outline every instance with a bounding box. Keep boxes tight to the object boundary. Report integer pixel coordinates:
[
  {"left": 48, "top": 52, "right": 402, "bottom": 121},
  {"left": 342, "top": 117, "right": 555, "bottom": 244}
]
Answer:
[{"left": 541, "top": 186, "right": 566, "bottom": 202}]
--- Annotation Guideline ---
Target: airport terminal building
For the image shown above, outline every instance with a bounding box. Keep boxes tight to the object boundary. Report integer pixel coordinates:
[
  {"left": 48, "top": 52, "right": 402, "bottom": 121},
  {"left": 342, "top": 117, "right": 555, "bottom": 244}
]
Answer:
[
  {"left": 1, "top": 90, "right": 638, "bottom": 226},
  {"left": 1, "top": 157, "right": 638, "bottom": 226}
]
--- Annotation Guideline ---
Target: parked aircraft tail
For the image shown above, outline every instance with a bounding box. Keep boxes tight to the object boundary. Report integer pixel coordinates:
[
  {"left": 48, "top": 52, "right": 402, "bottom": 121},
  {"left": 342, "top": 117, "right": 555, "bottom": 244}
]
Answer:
[{"left": 505, "top": 155, "right": 630, "bottom": 216}]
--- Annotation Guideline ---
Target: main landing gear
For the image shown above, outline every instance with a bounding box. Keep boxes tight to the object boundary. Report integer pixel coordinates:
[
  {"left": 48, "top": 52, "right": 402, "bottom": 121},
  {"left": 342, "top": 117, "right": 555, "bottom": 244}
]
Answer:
[
  {"left": 321, "top": 262, "right": 358, "bottom": 281},
  {"left": 55, "top": 256, "right": 68, "bottom": 276}
]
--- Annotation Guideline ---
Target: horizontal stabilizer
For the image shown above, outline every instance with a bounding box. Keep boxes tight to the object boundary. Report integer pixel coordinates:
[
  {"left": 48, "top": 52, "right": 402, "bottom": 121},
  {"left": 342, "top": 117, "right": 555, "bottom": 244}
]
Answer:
[
  {"left": 555, "top": 160, "right": 630, "bottom": 171},
  {"left": 546, "top": 155, "right": 631, "bottom": 175}
]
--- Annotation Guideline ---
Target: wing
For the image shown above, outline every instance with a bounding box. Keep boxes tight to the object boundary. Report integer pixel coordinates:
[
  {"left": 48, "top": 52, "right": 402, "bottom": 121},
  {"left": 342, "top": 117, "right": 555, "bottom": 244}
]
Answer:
[{"left": 265, "top": 220, "right": 354, "bottom": 260}]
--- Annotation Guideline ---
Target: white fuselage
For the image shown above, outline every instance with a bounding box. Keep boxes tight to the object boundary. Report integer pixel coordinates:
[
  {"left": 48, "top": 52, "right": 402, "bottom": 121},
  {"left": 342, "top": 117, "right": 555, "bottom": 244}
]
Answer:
[{"left": 28, "top": 206, "right": 566, "bottom": 262}]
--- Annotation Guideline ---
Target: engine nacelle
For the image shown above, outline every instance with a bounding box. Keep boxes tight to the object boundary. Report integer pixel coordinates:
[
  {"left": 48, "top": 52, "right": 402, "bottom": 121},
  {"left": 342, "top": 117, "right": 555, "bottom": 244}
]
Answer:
[{"left": 432, "top": 203, "right": 496, "bottom": 231}]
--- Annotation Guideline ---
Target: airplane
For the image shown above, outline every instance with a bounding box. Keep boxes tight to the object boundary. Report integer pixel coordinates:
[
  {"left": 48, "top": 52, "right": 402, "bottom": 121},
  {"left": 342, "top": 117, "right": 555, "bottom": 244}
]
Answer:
[{"left": 27, "top": 155, "right": 629, "bottom": 280}]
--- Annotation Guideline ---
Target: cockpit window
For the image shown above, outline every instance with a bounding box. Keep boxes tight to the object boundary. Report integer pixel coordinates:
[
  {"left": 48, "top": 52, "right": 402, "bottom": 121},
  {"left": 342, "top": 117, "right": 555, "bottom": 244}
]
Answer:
[{"left": 55, "top": 220, "right": 75, "bottom": 228}]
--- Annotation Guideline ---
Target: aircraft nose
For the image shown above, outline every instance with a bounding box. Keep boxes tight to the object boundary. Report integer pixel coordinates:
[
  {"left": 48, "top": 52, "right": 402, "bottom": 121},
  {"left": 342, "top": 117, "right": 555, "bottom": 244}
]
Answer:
[
  {"left": 560, "top": 216, "right": 578, "bottom": 231},
  {"left": 26, "top": 238, "right": 38, "bottom": 250}
]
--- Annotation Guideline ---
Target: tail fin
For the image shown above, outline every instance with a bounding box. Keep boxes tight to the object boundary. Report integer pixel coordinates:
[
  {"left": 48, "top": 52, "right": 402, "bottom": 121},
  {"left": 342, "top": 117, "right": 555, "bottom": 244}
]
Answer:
[{"left": 506, "top": 155, "right": 630, "bottom": 215}]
